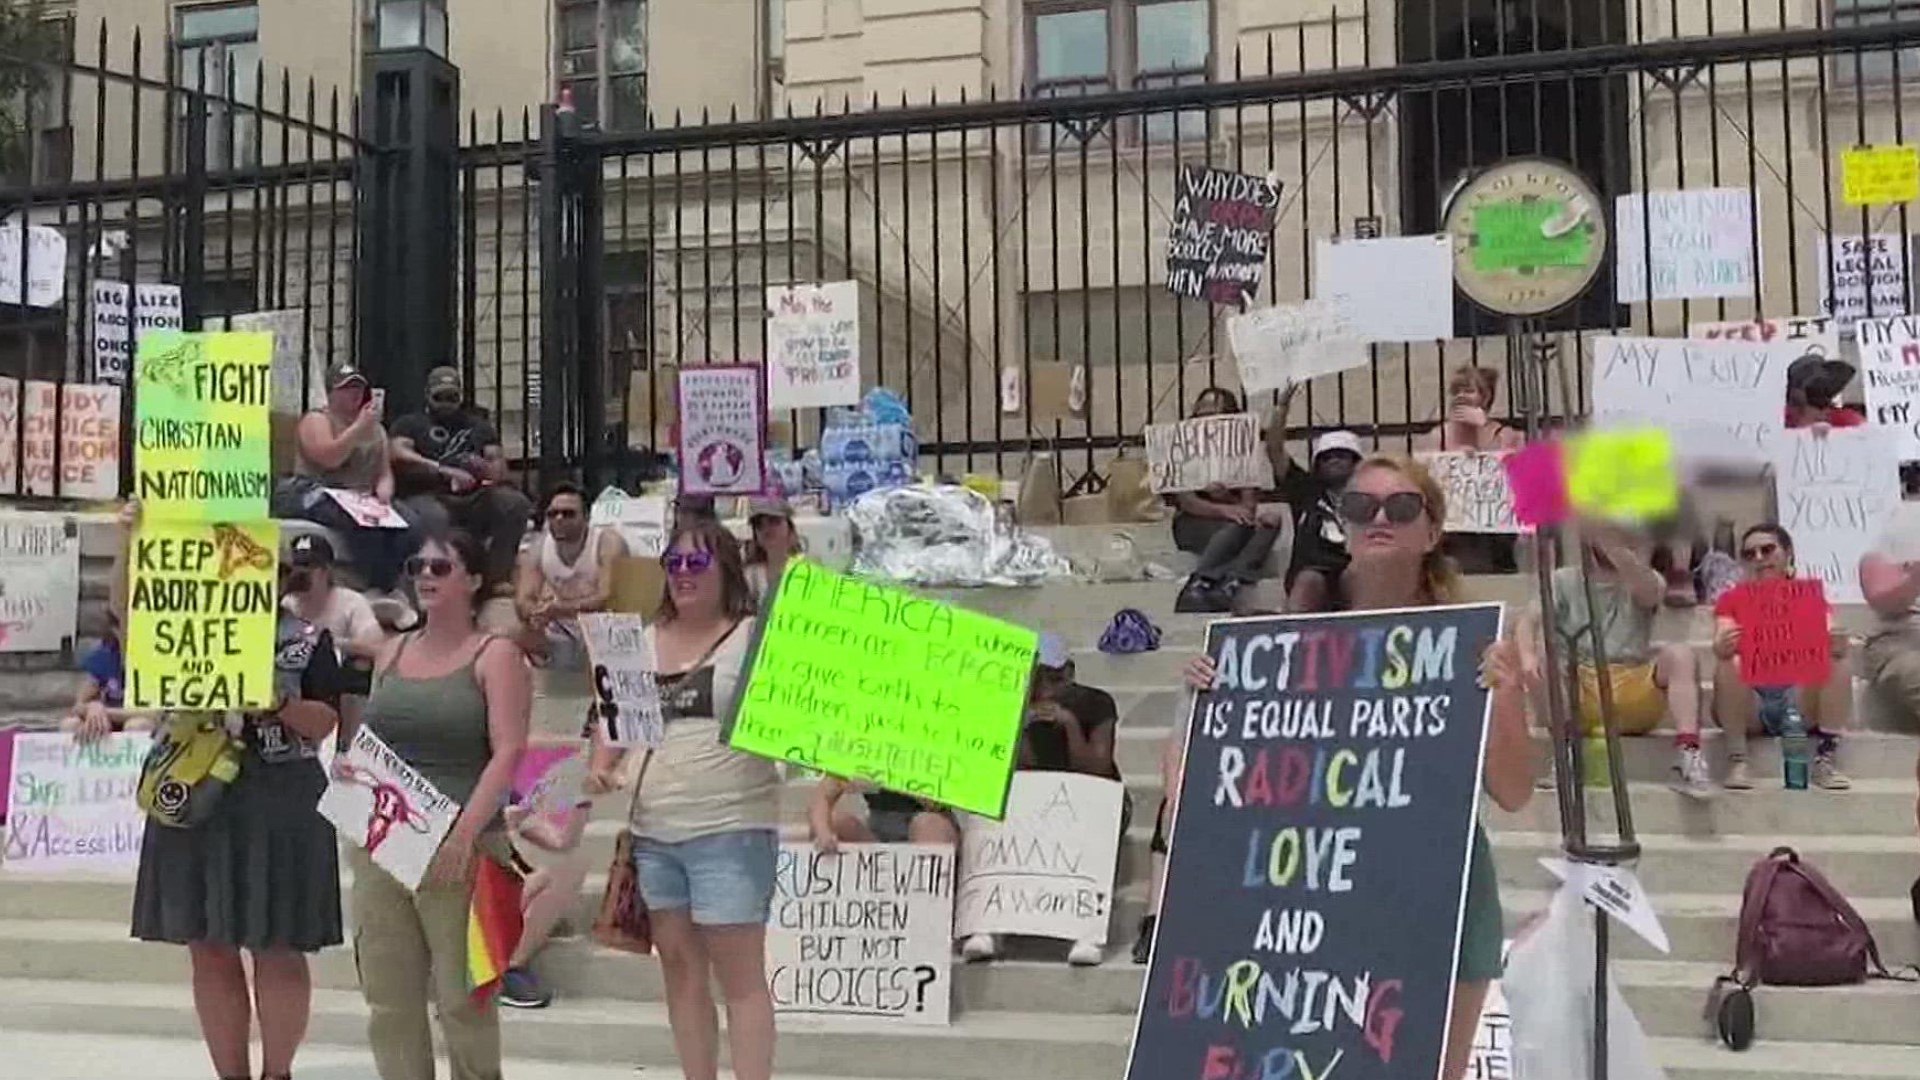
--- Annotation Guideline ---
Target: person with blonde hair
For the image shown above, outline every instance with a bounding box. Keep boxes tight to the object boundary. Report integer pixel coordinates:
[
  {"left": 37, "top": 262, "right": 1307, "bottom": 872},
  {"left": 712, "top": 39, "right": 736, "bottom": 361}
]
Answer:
[
  {"left": 1163, "top": 454, "right": 1534, "bottom": 1080},
  {"left": 1416, "top": 364, "right": 1523, "bottom": 453}
]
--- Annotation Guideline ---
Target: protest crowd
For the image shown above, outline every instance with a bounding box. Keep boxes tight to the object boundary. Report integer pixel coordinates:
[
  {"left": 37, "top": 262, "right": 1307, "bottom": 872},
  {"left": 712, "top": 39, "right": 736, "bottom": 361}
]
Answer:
[{"left": 6, "top": 130, "right": 1920, "bottom": 1080}]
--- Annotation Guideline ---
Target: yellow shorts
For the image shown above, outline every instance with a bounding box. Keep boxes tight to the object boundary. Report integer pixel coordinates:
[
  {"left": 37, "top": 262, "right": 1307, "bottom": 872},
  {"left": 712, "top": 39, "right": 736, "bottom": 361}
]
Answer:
[{"left": 1576, "top": 662, "right": 1665, "bottom": 736}]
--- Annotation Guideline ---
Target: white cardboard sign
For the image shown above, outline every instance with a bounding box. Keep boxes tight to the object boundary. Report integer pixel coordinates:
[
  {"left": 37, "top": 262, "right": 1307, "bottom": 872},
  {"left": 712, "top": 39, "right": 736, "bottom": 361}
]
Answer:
[
  {"left": 1541, "top": 857, "right": 1670, "bottom": 955},
  {"left": 91, "top": 280, "right": 183, "bottom": 385},
  {"left": 1466, "top": 944, "right": 1515, "bottom": 1080},
  {"left": 677, "top": 365, "right": 767, "bottom": 497},
  {"left": 1420, "top": 451, "right": 1519, "bottom": 534},
  {"left": 1227, "top": 299, "right": 1367, "bottom": 396},
  {"left": 589, "top": 488, "right": 667, "bottom": 558},
  {"left": 954, "top": 773, "right": 1125, "bottom": 945},
  {"left": 1143, "top": 412, "right": 1274, "bottom": 494},
  {"left": 318, "top": 726, "right": 460, "bottom": 892},
  {"left": 1857, "top": 315, "right": 1920, "bottom": 460},
  {"left": 0, "top": 226, "right": 67, "bottom": 309},
  {"left": 767, "top": 842, "right": 956, "bottom": 1025},
  {"left": 578, "top": 612, "right": 665, "bottom": 749},
  {"left": 1312, "top": 234, "right": 1455, "bottom": 343},
  {"left": 1819, "top": 233, "right": 1911, "bottom": 326},
  {"left": 1769, "top": 427, "right": 1902, "bottom": 605},
  {"left": 1591, "top": 336, "right": 1795, "bottom": 466},
  {"left": 0, "top": 513, "right": 80, "bottom": 652},
  {"left": 765, "top": 282, "right": 863, "bottom": 411},
  {"left": 324, "top": 488, "right": 409, "bottom": 529},
  {"left": 2, "top": 733, "right": 147, "bottom": 875},
  {"left": 1614, "top": 188, "right": 1756, "bottom": 304}
]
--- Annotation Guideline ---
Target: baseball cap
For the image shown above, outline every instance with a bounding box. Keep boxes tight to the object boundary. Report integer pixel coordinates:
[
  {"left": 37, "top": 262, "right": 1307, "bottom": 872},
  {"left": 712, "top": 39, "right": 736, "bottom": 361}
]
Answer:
[
  {"left": 288, "top": 533, "right": 336, "bottom": 567},
  {"left": 327, "top": 362, "right": 369, "bottom": 391},
  {"left": 1786, "top": 354, "right": 1855, "bottom": 402},
  {"left": 426, "top": 366, "right": 464, "bottom": 397},
  {"left": 747, "top": 494, "right": 793, "bottom": 521},
  {"left": 1311, "top": 430, "right": 1365, "bottom": 461},
  {"left": 1037, "top": 632, "right": 1070, "bottom": 670}
]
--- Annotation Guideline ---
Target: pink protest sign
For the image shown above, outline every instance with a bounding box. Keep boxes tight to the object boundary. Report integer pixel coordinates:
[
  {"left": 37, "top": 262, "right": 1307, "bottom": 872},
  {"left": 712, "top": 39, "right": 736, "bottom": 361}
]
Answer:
[
  {"left": 1503, "top": 441, "right": 1569, "bottom": 527},
  {"left": 513, "top": 743, "right": 588, "bottom": 823}
]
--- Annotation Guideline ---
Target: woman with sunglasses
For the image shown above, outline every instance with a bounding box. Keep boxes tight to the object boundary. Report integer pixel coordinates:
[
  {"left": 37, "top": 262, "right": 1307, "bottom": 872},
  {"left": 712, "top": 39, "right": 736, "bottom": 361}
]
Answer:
[
  {"left": 1170, "top": 387, "right": 1288, "bottom": 614},
  {"left": 513, "top": 482, "right": 627, "bottom": 669},
  {"left": 1711, "top": 525, "right": 1853, "bottom": 790},
  {"left": 346, "top": 529, "right": 532, "bottom": 1080},
  {"left": 588, "top": 519, "right": 778, "bottom": 1080},
  {"left": 1171, "top": 455, "right": 1534, "bottom": 1080}
]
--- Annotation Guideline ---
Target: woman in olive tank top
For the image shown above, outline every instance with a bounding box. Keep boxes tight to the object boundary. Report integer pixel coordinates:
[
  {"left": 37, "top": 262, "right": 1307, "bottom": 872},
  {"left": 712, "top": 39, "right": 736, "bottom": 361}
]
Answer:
[{"left": 343, "top": 529, "right": 531, "bottom": 1080}]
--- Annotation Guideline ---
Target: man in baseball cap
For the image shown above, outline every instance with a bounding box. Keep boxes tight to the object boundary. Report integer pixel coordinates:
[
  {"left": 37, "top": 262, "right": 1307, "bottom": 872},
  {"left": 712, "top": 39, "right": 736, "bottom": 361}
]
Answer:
[
  {"left": 389, "top": 365, "right": 532, "bottom": 593},
  {"left": 283, "top": 532, "right": 386, "bottom": 691}
]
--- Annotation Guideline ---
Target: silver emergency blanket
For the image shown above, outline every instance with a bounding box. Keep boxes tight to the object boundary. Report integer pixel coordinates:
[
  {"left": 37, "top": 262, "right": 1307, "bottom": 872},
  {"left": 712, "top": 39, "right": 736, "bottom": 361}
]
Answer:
[{"left": 847, "top": 484, "right": 1071, "bottom": 587}]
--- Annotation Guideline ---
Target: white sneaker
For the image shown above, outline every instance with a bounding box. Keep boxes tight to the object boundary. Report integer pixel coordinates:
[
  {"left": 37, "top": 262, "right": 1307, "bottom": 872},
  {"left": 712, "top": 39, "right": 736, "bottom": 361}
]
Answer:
[
  {"left": 1067, "top": 940, "right": 1104, "bottom": 967},
  {"left": 1672, "top": 745, "right": 1714, "bottom": 799},
  {"left": 961, "top": 934, "right": 999, "bottom": 961}
]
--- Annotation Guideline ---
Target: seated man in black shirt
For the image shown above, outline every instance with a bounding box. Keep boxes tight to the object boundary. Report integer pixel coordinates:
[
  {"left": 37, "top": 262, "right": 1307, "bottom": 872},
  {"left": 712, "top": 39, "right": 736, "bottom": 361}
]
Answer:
[
  {"left": 1270, "top": 427, "right": 1363, "bottom": 612},
  {"left": 389, "top": 366, "right": 534, "bottom": 594}
]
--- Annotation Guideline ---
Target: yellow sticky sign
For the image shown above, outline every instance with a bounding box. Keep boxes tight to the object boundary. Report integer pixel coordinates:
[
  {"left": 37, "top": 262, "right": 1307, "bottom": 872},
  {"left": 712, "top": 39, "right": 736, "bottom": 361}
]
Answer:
[
  {"left": 134, "top": 331, "right": 275, "bottom": 522},
  {"left": 1842, "top": 144, "right": 1920, "bottom": 208},
  {"left": 128, "top": 519, "right": 280, "bottom": 710},
  {"left": 1566, "top": 428, "right": 1679, "bottom": 523},
  {"left": 725, "top": 559, "right": 1037, "bottom": 819}
]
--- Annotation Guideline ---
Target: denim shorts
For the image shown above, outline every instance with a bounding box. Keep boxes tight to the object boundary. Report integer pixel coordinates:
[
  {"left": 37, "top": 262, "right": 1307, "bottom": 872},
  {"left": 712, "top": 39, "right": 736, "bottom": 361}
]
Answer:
[
  {"left": 1754, "top": 686, "right": 1796, "bottom": 736},
  {"left": 632, "top": 829, "right": 778, "bottom": 926}
]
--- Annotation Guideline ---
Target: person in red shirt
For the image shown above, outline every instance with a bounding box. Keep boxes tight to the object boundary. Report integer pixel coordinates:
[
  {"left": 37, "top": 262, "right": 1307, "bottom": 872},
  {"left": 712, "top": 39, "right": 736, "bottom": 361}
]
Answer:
[
  {"left": 1710, "top": 524, "right": 1852, "bottom": 790},
  {"left": 1784, "top": 353, "right": 1866, "bottom": 430}
]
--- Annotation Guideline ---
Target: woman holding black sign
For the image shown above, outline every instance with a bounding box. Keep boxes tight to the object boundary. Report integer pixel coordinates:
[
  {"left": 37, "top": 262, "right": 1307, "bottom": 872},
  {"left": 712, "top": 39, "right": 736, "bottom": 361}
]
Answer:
[{"left": 1172, "top": 453, "right": 1535, "bottom": 1080}]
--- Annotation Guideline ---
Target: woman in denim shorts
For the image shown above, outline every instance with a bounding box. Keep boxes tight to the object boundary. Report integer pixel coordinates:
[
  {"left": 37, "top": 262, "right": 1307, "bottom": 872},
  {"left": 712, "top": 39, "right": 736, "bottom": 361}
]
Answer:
[{"left": 588, "top": 519, "right": 779, "bottom": 1080}]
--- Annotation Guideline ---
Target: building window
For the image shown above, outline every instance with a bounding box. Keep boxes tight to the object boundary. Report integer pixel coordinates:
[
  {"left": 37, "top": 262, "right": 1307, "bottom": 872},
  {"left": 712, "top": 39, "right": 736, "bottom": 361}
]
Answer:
[
  {"left": 761, "top": 0, "right": 785, "bottom": 119},
  {"left": 4, "top": 14, "right": 74, "bottom": 185},
  {"left": 1027, "top": 0, "right": 1210, "bottom": 144},
  {"left": 1831, "top": 1, "right": 1920, "bottom": 84},
  {"left": 604, "top": 250, "right": 651, "bottom": 382},
  {"left": 175, "top": 1, "right": 260, "bottom": 170},
  {"left": 558, "top": 0, "right": 647, "bottom": 132}
]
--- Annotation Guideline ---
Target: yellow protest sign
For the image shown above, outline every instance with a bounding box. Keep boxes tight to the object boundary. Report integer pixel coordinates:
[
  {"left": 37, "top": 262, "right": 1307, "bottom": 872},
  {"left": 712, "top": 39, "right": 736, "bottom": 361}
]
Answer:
[
  {"left": 134, "top": 331, "right": 274, "bottom": 522},
  {"left": 1842, "top": 144, "right": 1920, "bottom": 208},
  {"left": 725, "top": 559, "right": 1037, "bottom": 819},
  {"left": 1566, "top": 428, "right": 1679, "bottom": 523},
  {"left": 127, "top": 519, "right": 279, "bottom": 710}
]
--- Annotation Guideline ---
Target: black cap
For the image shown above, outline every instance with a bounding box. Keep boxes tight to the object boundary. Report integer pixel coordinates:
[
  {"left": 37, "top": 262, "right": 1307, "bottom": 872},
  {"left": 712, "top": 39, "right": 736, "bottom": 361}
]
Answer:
[
  {"left": 1786, "top": 353, "right": 1855, "bottom": 405},
  {"left": 288, "top": 533, "right": 336, "bottom": 567}
]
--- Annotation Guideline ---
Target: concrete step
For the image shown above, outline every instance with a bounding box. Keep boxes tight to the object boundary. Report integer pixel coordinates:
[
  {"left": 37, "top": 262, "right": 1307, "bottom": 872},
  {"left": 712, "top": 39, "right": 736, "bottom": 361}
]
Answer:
[
  {"left": 1648, "top": 1036, "right": 1920, "bottom": 1080},
  {"left": 0, "top": 977, "right": 1138, "bottom": 1080},
  {"left": 1493, "top": 831, "right": 1920, "bottom": 900},
  {"left": 1616, "top": 958, "right": 1920, "bottom": 1045},
  {"left": 1488, "top": 779, "right": 1920, "bottom": 838}
]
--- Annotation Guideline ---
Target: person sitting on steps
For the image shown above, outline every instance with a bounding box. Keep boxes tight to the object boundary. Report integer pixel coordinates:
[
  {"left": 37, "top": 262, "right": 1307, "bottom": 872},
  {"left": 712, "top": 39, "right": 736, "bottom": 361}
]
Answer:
[
  {"left": 389, "top": 365, "right": 534, "bottom": 599},
  {"left": 1170, "top": 387, "right": 1287, "bottom": 614},
  {"left": 512, "top": 482, "right": 627, "bottom": 669},
  {"left": 1710, "top": 524, "right": 1852, "bottom": 791}
]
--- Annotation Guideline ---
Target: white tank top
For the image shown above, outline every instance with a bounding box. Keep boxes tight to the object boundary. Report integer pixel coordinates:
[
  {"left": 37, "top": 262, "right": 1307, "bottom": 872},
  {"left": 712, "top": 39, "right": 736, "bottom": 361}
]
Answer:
[{"left": 539, "top": 528, "right": 606, "bottom": 602}]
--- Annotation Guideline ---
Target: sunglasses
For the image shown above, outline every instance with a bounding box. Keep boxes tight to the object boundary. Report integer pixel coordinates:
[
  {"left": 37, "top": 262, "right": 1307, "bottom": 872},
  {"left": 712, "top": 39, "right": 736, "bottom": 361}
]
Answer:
[
  {"left": 429, "top": 392, "right": 462, "bottom": 405},
  {"left": 664, "top": 549, "right": 715, "bottom": 577},
  {"left": 404, "top": 556, "right": 458, "bottom": 578},
  {"left": 1741, "top": 542, "right": 1780, "bottom": 563},
  {"left": 1338, "top": 490, "right": 1429, "bottom": 527}
]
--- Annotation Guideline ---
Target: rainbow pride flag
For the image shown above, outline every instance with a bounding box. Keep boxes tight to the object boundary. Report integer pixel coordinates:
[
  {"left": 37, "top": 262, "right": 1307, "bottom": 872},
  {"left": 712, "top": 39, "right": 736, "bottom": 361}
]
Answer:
[{"left": 467, "top": 857, "right": 525, "bottom": 1003}]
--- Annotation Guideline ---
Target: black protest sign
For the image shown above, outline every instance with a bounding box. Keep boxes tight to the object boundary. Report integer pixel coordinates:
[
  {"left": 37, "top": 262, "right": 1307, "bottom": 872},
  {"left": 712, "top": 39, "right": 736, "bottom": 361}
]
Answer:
[
  {"left": 1167, "top": 166, "right": 1283, "bottom": 306},
  {"left": 1126, "top": 603, "right": 1503, "bottom": 1080}
]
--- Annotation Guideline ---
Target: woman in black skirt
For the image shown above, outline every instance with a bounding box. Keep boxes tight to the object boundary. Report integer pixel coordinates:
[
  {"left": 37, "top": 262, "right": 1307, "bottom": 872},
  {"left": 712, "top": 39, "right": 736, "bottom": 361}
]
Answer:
[{"left": 127, "top": 516, "right": 346, "bottom": 1080}]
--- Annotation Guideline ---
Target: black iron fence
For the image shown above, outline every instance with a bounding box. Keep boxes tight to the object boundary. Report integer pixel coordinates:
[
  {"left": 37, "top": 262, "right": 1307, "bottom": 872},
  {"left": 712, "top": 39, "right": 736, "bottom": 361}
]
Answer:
[{"left": 9, "top": 5, "right": 1920, "bottom": 499}]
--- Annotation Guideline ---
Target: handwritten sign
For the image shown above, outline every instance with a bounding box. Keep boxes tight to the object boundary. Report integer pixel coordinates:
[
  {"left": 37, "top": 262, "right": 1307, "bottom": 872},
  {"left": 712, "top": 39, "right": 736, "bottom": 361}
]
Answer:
[
  {"left": 1842, "top": 144, "right": 1920, "bottom": 207},
  {"left": 1167, "top": 165, "right": 1282, "bottom": 305},
  {"left": 1592, "top": 336, "right": 1794, "bottom": 466},
  {"left": 127, "top": 520, "right": 279, "bottom": 711},
  {"left": 0, "top": 225, "right": 66, "bottom": 308},
  {"left": 1421, "top": 452, "right": 1519, "bottom": 534},
  {"left": 590, "top": 488, "right": 668, "bottom": 558},
  {"left": 765, "top": 282, "right": 862, "bottom": 410},
  {"left": 323, "top": 488, "right": 408, "bottom": 529},
  {"left": 1692, "top": 315, "right": 1841, "bottom": 358},
  {"left": 0, "top": 513, "right": 79, "bottom": 652},
  {"left": 579, "top": 612, "right": 665, "bottom": 748},
  {"left": 1503, "top": 442, "right": 1569, "bottom": 527},
  {"left": 1313, "top": 235, "right": 1455, "bottom": 344},
  {"left": 1143, "top": 412, "right": 1274, "bottom": 494},
  {"left": 1566, "top": 428, "right": 1680, "bottom": 523},
  {"left": 0, "top": 380, "right": 124, "bottom": 499},
  {"left": 3, "top": 733, "right": 147, "bottom": 875},
  {"left": 726, "top": 559, "right": 1035, "bottom": 818},
  {"left": 677, "top": 364, "right": 766, "bottom": 497},
  {"left": 1856, "top": 316, "right": 1920, "bottom": 460},
  {"left": 1722, "top": 577, "right": 1831, "bottom": 688},
  {"left": 1819, "top": 234, "right": 1911, "bottom": 326},
  {"left": 955, "top": 772, "right": 1124, "bottom": 944},
  {"left": 1614, "top": 188, "right": 1756, "bottom": 304},
  {"left": 1768, "top": 427, "right": 1900, "bottom": 605},
  {"left": 318, "top": 725, "right": 460, "bottom": 892},
  {"left": 90, "top": 280, "right": 183, "bottom": 385},
  {"left": 767, "top": 842, "right": 955, "bottom": 1024},
  {"left": 133, "top": 332, "right": 274, "bottom": 522},
  {"left": 1127, "top": 604, "right": 1504, "bottom": 1080},
  {"left": 1466, "top": 965, "right": 1514, "bottom": 1080},
  {"left": 1227, "top": 300, "right": 1366, "bottom": 395},
  {"left": 222, "top": 309, "right": 318, "bottom": 413}
]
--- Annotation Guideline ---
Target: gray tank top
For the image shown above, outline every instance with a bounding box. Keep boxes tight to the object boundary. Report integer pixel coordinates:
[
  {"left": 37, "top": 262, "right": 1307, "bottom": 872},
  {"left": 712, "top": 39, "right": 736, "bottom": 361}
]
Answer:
[
  {"left": 294, "top": 409, "right": 386, "bottom": 490},
  {"left": 366, "top": 633, "right": 494, "bottom": 806}
]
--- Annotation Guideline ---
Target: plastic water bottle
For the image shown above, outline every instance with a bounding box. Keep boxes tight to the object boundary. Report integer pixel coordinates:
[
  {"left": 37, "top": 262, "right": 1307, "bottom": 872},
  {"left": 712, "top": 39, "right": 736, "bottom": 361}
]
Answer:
[{"left": 1780, "top": 703, "right": 1811, "bottom": 791}]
